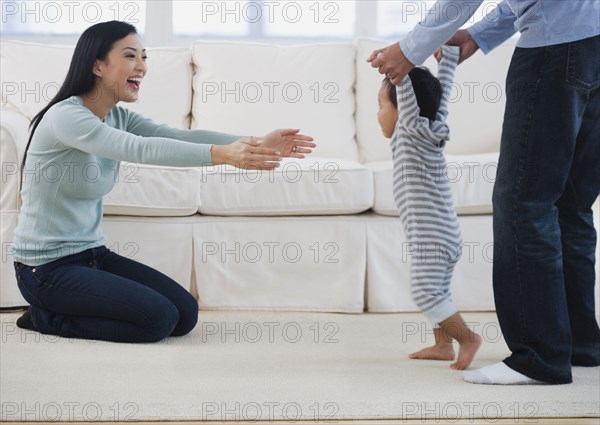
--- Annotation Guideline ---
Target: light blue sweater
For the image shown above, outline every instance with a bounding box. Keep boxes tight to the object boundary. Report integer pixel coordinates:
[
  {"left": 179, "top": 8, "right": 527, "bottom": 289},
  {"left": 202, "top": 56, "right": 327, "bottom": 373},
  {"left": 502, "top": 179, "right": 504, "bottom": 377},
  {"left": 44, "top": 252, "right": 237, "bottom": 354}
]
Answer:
[{"left": 13, "top": 95, "right": 240, "bottom": 266}]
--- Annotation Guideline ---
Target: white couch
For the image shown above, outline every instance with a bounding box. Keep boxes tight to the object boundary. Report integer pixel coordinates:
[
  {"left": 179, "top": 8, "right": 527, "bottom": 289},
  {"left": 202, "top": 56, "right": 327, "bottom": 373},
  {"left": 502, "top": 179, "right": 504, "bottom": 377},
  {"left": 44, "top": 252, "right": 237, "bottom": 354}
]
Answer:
[{"left": 2, "top": 38, "right": 598, "bottom": 313}]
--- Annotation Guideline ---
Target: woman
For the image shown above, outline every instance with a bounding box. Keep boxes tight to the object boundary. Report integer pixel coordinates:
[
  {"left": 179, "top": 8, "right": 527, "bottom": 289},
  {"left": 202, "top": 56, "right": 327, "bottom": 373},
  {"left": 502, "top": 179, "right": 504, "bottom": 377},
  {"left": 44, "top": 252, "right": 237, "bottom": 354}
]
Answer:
[{"left": 13, "top": 20, "right": 315, "bottom": 343}]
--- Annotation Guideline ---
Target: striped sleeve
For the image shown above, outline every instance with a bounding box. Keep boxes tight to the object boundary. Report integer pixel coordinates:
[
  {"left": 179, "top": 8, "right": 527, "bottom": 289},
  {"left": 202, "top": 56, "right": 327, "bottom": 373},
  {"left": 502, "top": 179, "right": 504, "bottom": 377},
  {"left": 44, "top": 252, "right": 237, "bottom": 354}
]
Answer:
[
  {"left": 436, "top": 45, "right": 460, "bottom": 121},
  {"left": 396, "top": 75, "right": 427, "bottom": 129}
]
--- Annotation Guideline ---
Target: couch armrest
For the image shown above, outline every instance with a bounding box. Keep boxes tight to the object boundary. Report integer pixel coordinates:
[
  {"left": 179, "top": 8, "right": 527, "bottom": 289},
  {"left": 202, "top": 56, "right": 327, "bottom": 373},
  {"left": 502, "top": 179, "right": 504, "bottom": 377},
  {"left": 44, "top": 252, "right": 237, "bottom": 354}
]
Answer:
[{"left": 1, "top": 108, "right": 31, "bottom": 211}]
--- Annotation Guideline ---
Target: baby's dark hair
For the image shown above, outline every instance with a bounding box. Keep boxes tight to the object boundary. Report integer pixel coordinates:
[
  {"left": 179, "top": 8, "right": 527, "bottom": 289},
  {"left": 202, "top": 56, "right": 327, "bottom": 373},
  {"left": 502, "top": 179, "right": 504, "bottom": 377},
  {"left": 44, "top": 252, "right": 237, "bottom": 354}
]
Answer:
[{"left": 383, "top": 67, "right": 442, "bottom": 121}]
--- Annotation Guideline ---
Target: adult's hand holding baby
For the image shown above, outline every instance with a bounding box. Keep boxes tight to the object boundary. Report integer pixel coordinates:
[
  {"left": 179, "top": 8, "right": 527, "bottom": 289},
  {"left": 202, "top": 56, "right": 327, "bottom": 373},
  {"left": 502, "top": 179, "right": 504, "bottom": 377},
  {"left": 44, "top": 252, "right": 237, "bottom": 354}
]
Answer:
[
  {"left": 367, "top": 42, "right": 415, "bottom": 86},
  {"left": 446, "top": 29, "right": 480, "bottom": 64}
]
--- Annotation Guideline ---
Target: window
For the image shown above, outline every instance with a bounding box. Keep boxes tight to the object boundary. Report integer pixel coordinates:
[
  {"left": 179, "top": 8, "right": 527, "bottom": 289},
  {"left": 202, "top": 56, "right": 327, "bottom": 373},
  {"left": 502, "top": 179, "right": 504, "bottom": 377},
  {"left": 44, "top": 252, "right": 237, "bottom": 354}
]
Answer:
[
  {"left": 173, "top": 1, "right": 248, "bottom": 36},
  {"left": 173, "top": 0, "right": 355, "bottom": 39},
  {"left": 263, "top": 1, "right": 355, "bottom": 38},
  {"left": 1, "top": 0, "right": 145, "bottom": 35},
  {"left": 1, "top": 1, "right": 513, "bottom": 43}
]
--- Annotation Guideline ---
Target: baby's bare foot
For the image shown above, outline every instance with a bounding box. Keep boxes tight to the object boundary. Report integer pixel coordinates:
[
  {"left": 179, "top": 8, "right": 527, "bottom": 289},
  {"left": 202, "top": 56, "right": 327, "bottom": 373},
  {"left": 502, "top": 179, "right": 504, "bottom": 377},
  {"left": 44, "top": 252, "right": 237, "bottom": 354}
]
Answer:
[
  {"left": 409, "top": 344, "right": 455, "bottom": 361},
  {"left": 450, "top": 333, "right": 482, "bottom": 370}
]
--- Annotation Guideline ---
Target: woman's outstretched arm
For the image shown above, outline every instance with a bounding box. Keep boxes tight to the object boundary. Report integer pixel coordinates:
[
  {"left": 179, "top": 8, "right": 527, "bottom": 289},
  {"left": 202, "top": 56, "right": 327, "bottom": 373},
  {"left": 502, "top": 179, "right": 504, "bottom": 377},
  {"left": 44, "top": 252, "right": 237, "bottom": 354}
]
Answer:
[
  {"left": 50, "top": 100, "right": 281, "bottom": 170},
  {"left": 124, "top": 110, "right": 315, "bottom": 159},
  {"left": 124, "top": 109, "right": 242, "bottom": 146}
]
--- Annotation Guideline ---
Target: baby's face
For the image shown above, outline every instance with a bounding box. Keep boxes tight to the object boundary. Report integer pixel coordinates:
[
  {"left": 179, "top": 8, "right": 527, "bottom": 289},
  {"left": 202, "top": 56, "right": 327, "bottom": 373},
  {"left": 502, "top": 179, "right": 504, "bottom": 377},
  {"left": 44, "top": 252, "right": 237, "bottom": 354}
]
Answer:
[{"left": 377, "top": 84, "right": 398, "bottom": 139}]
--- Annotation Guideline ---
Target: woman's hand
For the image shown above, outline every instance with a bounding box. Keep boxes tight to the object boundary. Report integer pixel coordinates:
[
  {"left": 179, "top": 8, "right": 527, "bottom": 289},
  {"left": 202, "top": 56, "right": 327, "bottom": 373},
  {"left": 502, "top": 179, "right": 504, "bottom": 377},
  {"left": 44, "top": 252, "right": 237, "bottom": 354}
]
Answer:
[
  {"left": 258, "top": 129, "right": 316, "bottom": 159},
  {"left": 210, "top": 138, "right": 283, "bottom": 170}
]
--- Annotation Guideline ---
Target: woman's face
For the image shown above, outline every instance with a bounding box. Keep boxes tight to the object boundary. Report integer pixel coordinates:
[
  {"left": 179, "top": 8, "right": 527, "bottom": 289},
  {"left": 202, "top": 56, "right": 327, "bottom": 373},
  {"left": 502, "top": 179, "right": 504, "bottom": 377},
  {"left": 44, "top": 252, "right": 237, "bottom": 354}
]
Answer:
[
  {"left": 377, "top": 84, "right": 398, "bottom": 139},
  {"left": 93, "top": 33, "right": 147, "bottom": 103}
]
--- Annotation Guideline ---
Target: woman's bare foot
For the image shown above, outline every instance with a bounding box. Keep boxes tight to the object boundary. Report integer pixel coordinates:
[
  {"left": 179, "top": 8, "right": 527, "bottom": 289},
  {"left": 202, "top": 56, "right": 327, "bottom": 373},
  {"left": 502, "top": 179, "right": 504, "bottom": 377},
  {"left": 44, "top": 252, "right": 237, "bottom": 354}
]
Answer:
[
  {"left": 450, "top": 332, "right": 482, "bottom": 370},
  {"left": 408, "top": 327, "right": 455, "bottom": 360}
]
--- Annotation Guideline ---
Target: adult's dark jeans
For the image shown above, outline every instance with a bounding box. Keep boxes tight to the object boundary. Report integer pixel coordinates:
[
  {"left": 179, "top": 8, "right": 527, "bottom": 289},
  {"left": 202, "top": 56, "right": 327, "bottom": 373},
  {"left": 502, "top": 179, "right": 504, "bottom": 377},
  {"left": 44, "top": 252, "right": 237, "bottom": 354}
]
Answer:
[
  {"left": 493, "top": 34, "right": 600, "bottom": 384},
  {"left": 14, "top": 245, "right": 198, "bottom": 343}
]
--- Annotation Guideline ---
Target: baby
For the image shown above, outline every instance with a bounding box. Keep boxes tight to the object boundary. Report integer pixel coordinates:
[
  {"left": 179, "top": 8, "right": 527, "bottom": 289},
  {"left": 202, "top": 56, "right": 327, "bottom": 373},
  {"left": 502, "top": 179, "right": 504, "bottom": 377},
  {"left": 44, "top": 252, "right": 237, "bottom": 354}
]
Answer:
[{"left": 377, "top": 45, "right": 481, "bottom": 370}]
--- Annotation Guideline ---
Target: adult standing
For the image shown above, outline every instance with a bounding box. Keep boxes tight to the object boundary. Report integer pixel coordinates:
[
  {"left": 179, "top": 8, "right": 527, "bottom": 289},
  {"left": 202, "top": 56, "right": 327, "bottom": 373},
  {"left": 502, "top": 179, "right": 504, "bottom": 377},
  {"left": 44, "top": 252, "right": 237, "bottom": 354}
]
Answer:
[{"left": 368, "top": 0, "right": 600, "bottom": 384}]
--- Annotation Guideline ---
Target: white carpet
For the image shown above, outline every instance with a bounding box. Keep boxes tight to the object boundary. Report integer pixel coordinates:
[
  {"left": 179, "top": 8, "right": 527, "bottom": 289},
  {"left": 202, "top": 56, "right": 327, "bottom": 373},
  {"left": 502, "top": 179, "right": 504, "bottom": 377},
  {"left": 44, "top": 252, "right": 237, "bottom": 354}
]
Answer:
[{"left": 1, "top": 311, "right": 598, "bottom": 422}]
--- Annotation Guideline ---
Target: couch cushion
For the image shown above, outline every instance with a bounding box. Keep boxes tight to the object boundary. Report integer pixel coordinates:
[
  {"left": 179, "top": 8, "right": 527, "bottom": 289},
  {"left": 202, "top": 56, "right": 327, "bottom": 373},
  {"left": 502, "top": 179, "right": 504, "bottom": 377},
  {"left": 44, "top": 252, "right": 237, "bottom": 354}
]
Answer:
[
  {"left": 190, "top": 41, "right": 358, "bottom": 160},
  {"left": 367, "top": 152, "right": 498, "bottom": 216},
  {"left": 0, "top": 40, "right": 192, "bottom": 129},
  {"left": 355, "top": 38, "right": 514, "bottom": 162},
  {"left": 103, "top": 163, "right": 202, "bottom": 217},
  {"left": 198, "top": 158, "right": 373, "bottom": 216},
  {"left": 1, "top": 40, "right": 73, "bottom": 121}
]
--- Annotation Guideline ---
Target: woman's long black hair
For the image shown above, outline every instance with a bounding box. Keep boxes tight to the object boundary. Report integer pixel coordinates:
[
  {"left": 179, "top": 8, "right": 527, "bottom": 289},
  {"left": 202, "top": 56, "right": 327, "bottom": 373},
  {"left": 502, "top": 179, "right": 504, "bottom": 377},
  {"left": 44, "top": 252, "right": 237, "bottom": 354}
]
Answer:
[{"left": 21, "top": 20, "right": 138, "bottom": 174}]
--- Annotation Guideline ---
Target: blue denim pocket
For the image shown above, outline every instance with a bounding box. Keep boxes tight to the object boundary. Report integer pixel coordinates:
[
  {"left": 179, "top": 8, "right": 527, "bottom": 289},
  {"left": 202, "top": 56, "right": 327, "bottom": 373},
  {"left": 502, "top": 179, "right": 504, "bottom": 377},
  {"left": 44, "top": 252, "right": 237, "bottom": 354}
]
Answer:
[
  {"left": 28, "top": 257, "right": 71, "bottom": 287},
  {"left": 30, "top": 265, "right": 54, "bottom": 287},
  {"left": 15, "top": 265, "right": 44, "bottom": 307},
  {"left": 28, "top": 248, "right": 97, "bottom": 286},
  {"left": 13, "top": 262, "right": 24, "bottom": 274},
  {"left": 567, "top": 36, "right": 600, "bottom": 92}
]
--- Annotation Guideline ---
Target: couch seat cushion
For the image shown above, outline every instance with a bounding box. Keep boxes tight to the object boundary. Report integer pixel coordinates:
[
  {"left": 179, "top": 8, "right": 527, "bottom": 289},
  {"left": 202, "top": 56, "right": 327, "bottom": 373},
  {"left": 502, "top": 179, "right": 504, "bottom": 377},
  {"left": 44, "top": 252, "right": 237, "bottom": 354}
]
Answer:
[
  {"left": 367, "top": 152, "right": 498, "bottom": 216},
  {"left": 103, "top": 163, "right": 202, "bottom": 216},
  {"left": 198, "top": 157, "right": 373, "bottom": 216}
]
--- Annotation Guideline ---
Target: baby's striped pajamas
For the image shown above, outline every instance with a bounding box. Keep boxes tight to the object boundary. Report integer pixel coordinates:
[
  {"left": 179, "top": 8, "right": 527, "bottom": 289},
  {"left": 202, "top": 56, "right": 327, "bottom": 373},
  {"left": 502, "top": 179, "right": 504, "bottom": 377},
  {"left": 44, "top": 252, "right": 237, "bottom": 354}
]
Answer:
[{"left": 390, "top": 45, "right": 462, "bottom": 327}]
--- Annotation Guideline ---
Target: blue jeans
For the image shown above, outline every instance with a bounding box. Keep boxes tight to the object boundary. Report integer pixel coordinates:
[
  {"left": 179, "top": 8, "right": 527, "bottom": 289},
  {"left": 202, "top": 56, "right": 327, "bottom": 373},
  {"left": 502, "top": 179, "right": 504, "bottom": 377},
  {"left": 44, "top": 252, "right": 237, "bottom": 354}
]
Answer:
[
  {"left": 493, "top": 35, "right": 600, "bottom": 384},
  {"left": 14, "top": 245, "right": 198, "bottom": 343}
]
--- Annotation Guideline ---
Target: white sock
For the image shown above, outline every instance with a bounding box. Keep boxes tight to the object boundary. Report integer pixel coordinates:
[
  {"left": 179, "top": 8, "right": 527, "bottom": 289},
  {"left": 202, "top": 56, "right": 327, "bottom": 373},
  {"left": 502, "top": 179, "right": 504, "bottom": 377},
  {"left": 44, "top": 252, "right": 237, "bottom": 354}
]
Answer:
[{"left": 463, "top": 362, "right": 546, "bottom": 385}]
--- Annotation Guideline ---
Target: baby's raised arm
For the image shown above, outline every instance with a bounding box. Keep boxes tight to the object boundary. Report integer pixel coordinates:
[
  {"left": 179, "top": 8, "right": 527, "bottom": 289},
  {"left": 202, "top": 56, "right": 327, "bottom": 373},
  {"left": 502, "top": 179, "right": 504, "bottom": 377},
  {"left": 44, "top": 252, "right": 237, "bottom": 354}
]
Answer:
[
  {"left": 435, "top": 45, "right": 460, "bottom": 122},
  {"left": 395, "top": 75, "right": 425, "bottom": 129}
]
